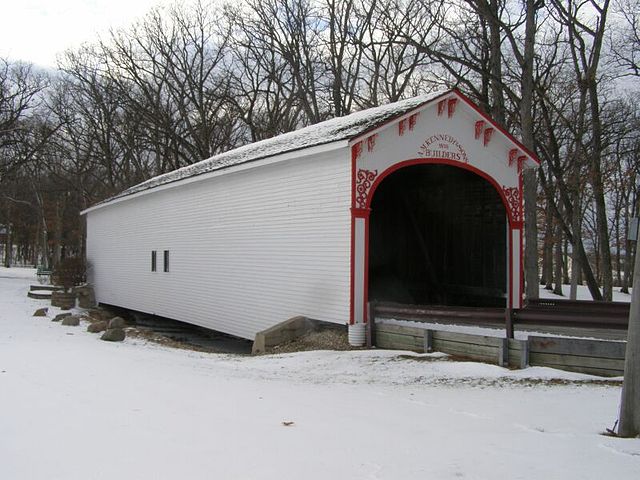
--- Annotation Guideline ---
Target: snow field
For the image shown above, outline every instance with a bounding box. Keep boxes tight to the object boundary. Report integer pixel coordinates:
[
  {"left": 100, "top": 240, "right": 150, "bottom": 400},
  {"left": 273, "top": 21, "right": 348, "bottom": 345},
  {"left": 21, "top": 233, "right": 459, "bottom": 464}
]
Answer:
[
  {"left": 0, "top": 269, "right": 639, "bottom": 479},
  {"left": 539, "top": 285, "right": 633, "bottom": 302}
]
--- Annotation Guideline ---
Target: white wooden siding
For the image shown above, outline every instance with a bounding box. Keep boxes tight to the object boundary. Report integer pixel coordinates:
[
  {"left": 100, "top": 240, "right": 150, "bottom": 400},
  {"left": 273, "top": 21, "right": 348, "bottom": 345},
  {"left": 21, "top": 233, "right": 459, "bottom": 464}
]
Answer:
[{"left": 86, "top": 149, "right": 352, "bottom": 340}]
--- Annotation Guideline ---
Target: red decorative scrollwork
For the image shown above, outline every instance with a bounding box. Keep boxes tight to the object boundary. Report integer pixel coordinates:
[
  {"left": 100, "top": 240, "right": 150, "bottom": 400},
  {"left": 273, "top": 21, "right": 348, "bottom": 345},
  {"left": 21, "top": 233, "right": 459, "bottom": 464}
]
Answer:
[
  {"left": 398, "top": 119, "right": 406, "bottom": 136},
  {"left": 508, "top": 149, "right": 527, "bottom": 174},
  {"left": 409, "top": 113, "right": 419, "bottom": 131},
  {"left": 483, "top": 127, "right": 494, "bottom": 146},
  {"left": 448, "top": 98, "right": 458, "bottom": 118},
  {"left": 517, "top": 155, "right": 527, "bottom": 174},
  {"left": 503, "top": 186, "right": 523, "bottom": 224},
  {"left": 355, "top": 169, "right": 379, "bottom": 209},
  {"left": 475, "top": 120, "right": 485, "bottom": 140},
  {"left": 367, "top": 134, "right": 377, "bottom": 152},
  {"left": 437, "top": 99, "right": 446, "bottom": 116},
  {"left": 352, "top": 141, "right": 363, "bottom": 161},
  {"left": 508, "top": 148, "right": 519, "bottom": 166}
]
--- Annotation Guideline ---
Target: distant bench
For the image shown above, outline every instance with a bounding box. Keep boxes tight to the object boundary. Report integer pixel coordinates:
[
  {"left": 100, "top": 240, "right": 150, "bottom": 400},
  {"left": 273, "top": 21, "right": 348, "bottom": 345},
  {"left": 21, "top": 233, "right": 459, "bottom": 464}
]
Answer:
[{"left": 36, "top": 266, "right": 52, "bottom": 284}]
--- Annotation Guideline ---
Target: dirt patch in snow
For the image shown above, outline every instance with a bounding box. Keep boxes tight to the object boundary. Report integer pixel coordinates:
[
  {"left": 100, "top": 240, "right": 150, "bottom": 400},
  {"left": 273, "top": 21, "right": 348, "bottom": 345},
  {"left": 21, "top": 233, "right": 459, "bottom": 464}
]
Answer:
[
  {"left": 263, "top": 328, "right": 352, "bottom": 354},
  {"left": 125, "top": 325, "right": 353, "bottom": 356},
  {"left": 124, "top": 325, "right": 252, "bottom": 354},
  {"left": 425, "top": 376, "right": 623, "bottom": 388},
  {"left": 124, "top": 323, "right": 352, "bottom": 356},
  {"left": 84, "top": 307, "right": 121, "bottom": 323},
  {"left": 125, "top": 326, "right": 226, "bottom": 353}
]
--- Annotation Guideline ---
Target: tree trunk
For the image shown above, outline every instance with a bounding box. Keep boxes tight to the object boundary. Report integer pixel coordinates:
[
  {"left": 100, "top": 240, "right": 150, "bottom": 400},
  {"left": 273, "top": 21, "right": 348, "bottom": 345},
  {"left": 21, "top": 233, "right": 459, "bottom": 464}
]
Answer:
[
  {"left": 521, "top": 0, "right": 539, "bottom": 301},
  {"left": 554, "top": 219, "right": 564, "bottom": 295},
  {"left": 621, "top": 195, "right": 632, "bottom": 294},
  {"left": 487, "top": 0, "right": 506, "bottom": 123},
  {"left": 52, "top": 200, "right": 63, "bottom": 267},
  {"left": 584, "top": 1, "right": 612, "bottom": 300},
  {"left": 563, "top": 238, "right": 570, "bottom": 284},
  {"left": 570, "top": 211, "right": 582, "bottom": 299},
  {"left": 3, "top": 201, "right": 12, "bottom": 268},
  {"left": 589, "top": 107, "right": 613, "bottom": 300},
  {"left": 41, "top": 226, "right": 48, "bottom": 269},
  {"left": 570, "top": 257, "right": 580, "bottom": 299},
  {"left": 577, "top": 260, "right": 584, "bottom": 285},
  {"left": 622, "top": 236, "right": 634, "bottom": 294},
  {"left": 33, "top": 221, "right": 41, "bottom": 267},
  {"left": 543, "top": 203, "right": 554, "bottom": 289},
  {"left": 540, "top": 243, "right": 548, "bottom": 287},
  {"left": 630, "top": 195, "right": 640, "bottom": 289},
  {"left": 616, "top": 211, "right": 623, "bottom": 287},
  {"left": 618, "top": 234, "right": 640, "bottom": 437},
  {"left": 539, "top": 165, "right": 602, "bottom": 300},
  {"left": 4, "top": 223, "right": 12, "bottom": 268}
]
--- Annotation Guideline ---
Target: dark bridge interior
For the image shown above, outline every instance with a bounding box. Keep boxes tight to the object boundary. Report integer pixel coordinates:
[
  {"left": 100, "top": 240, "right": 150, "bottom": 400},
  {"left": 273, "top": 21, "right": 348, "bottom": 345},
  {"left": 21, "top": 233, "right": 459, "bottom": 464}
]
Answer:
[{"left": 368, "top": 164, "right": 507, "bottom": 308}]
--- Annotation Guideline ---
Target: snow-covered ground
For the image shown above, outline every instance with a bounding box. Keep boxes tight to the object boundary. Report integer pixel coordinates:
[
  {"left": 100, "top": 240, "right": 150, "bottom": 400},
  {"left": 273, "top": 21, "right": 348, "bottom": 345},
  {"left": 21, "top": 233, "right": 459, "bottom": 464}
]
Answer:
[
  {"left": 1, "top": 268, "right": 639, "bottom": 479},
  {"left": 0, "top": 266, "right": 40, "bottom": 280},
  {"left": 540, "top": 284, "right": 633, "bottom": 302}
]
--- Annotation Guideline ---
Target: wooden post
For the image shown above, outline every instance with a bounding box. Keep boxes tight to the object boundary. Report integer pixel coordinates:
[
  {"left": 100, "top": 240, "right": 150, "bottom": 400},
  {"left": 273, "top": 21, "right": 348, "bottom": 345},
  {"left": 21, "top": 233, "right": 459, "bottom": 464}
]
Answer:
[
  {"left": 498, "top": 338, "right": 509, "bottom": 367},
  {"left": 423, "top": 329, "right": 434, "bottom": 353},
  {"left": 520, "top": 339, "right": 529, "bottom": 369},
  {"left": 618, "top": 235, "right": 640, "bottom": 437},
  {"left": 366, "top": 302, "right": 374, "bottom": 348},
  {"left": 505, "top": 307, "right": 514, "bottom": 339}
]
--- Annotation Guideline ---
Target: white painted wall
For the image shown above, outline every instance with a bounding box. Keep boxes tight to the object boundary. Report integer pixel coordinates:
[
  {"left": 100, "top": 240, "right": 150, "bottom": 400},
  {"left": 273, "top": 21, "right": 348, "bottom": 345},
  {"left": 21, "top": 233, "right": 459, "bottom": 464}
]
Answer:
[{"left": 86, "top": 149, "right": 352, "bottom": 340}]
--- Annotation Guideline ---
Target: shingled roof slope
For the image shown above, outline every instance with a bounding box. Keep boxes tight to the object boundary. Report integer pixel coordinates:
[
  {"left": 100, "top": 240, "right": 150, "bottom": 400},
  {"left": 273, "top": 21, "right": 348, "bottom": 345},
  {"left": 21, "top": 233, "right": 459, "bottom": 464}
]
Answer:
[{"left": 96, "top": 90, "right": 447, "bottom": 206}]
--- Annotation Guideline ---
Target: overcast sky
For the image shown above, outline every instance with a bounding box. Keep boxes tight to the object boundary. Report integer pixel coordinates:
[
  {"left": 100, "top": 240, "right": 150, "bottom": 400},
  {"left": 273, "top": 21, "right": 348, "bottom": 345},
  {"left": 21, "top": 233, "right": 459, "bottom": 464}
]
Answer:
[{"left": 0, "top": 0, "right": 170, "bottom": 68}]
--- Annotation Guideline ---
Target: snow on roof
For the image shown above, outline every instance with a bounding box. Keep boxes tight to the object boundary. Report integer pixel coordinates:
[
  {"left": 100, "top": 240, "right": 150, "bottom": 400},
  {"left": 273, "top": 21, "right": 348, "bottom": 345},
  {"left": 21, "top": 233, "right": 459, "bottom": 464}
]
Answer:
[{"left": 98, "top": 90, "right": 448, "bottom": 206}]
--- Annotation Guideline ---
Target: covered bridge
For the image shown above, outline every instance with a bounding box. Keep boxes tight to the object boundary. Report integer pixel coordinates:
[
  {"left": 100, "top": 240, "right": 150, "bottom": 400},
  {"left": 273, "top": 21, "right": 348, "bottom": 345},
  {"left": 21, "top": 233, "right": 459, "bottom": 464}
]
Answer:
[{"left": 82, "top": 89, "right": 537, "bottom": 344}]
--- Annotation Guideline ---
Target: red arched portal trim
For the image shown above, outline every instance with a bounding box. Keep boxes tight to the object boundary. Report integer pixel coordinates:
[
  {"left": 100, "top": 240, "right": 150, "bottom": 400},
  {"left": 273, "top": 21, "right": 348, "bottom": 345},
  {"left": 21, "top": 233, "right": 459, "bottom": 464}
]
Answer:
[
  {"left": 352, "top": 157, "right": 521, "bottom": 324},
  {"left": 363, "top": 158, "right": 519, "bottom": 228}
]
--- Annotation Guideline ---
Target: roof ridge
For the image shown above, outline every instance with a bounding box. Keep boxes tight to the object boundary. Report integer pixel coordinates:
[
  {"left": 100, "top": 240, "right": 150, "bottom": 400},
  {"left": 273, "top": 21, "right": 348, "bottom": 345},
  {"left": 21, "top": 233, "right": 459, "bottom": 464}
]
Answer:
[{"left": 88, "top": 90, "right": 450, "bottom": 210}]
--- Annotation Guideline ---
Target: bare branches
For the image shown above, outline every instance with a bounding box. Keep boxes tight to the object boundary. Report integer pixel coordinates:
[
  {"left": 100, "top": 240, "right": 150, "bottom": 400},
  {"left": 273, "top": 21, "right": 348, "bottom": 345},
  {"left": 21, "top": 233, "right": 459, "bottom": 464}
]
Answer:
[
  {"left": 0, "top": 0, "right": 638, "bottom": 296},
  {"left": 0, "top": 60, "right": 48, "bottom": 180},
  {"left": 610, "top": 0, "right": 640, "bottom": 76}
]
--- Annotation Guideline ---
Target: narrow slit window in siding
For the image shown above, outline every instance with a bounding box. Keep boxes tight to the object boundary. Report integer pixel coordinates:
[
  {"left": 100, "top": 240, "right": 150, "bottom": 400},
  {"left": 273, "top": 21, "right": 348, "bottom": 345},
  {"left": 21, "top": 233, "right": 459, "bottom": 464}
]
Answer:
[
  {"left": 164, "top": 250, "right": 169, "bottom": 272},
  {"left": 151, "top": 250, "right": 157, "bottom": 272}
]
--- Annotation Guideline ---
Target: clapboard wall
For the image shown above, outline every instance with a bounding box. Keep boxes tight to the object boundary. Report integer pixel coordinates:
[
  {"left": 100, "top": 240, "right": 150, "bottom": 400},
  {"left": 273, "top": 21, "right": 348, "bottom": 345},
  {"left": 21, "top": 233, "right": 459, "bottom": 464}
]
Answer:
[{"left": 86, "top": 149, "right": 352, "bottom": 340}]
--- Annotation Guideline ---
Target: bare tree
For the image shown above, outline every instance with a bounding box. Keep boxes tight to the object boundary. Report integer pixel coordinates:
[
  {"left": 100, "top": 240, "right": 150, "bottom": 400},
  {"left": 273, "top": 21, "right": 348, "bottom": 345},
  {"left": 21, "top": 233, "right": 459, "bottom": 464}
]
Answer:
[
  {"left": 0, "top": 59, "right": 48, "bottom": 181},
  {"left": 237, "top": 0, "right": 328, "bottom": 124},
  {"left": 550, "top": 0, "right": 614, "bottom": 299},
  {"left": 323, "top": 0, "right": 371, "bottom": 115},
  {"left": 611, "top": 0, "right": 640, "bottom": 76},
  {"left": 224, "top": 2, "right": 304, "bottom": 140}
]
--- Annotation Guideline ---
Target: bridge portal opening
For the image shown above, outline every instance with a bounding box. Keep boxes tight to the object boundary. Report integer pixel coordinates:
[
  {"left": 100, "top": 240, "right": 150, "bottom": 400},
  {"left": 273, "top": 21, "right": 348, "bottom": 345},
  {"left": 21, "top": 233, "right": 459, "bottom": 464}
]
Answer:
[{"left": 368, "top": 164, "right": 507, "bottom": 308}]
